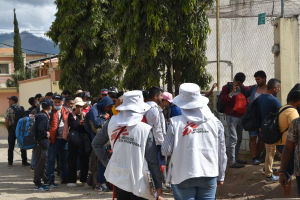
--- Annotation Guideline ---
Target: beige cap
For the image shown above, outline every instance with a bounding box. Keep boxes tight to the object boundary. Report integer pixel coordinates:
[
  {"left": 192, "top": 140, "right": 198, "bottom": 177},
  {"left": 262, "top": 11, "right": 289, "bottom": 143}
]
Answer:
[{"left": 76, "top": 90, "right": 83, "bottom": 95}]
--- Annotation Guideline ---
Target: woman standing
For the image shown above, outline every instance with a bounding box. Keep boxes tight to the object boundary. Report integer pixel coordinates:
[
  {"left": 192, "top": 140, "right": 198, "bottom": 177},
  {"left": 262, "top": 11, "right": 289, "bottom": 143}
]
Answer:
[{"left": 67, "top": 97, "right": 89, "bottom": 187}]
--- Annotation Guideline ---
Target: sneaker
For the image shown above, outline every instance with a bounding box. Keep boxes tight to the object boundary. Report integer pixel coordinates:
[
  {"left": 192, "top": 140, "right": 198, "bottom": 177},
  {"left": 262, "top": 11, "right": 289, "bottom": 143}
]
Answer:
[
  {"left": 82, "top": 182, "right": 90, "bottom": 188},
  {"left": 257, "top": 157, "right": 264, "bottom": 163},
  {"left": 22, "top": 162, "right": 30, "bottom": 167},
  {"left": 44, "top": 182, "right": 58, "bottom": 188},
  {"left": 100, "top": 183, "right": 110, "bottom": 192},
  {"left": 230, "top": 162, "right": 245, "bottom": 168},
  {"left": 262, "top": 167, "right": 278, "bottom": 175},
  {"left": 67, "top": 183, "right": 77, "bottom": 187},
  {"left": 265, "top": 174, "right": 279, "bottom": 183},
  {"left": 95, "top": 184, "right": 102, "bottom": 191},
  {"left": 61, "top": 180, "right": 68, "bottom": 184},
  {"left": 252, "top": 158, "right": 261, "bottom": 165},
  {"left": 34, "top": 185, "right": 50, "bottom": 191},
  {"left": 236, "top": 159, "right": 247, "bottom": 164},
  {"left": 31, "top": 167, "right": 34, "bottom": 171},
  {"left": 162, "top": 184, "right": 171, "bottom": 193},
  {"left": 8, "top": 162, "right": 12, "bottom": 167}
]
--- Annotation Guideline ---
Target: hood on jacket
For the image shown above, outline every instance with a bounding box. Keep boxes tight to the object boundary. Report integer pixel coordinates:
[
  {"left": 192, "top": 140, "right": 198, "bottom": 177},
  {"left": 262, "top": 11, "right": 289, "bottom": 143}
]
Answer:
[
  {"left": 96, "top": 96, "right": 113, "bottom": 113},
  {"left": 181, "top": 105, "right": 213, "bottom": 123}
]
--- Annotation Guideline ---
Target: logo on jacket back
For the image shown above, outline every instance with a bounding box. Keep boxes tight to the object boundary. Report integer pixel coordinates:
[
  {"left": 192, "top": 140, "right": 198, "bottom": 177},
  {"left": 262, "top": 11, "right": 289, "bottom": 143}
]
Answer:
[
  {"left": 111, "top": 127, "right": 129, "bottom": 143},
  {"left": 182, "top": 121, "right": 209, "bottom": 136},
  {"left": 111, "top": 127, "right": 141, "bottom": 147}
]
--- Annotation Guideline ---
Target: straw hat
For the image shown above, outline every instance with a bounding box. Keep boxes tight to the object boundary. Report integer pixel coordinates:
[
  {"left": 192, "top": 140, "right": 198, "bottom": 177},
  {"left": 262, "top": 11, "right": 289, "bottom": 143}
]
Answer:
[
  {"left": 76, "top": 90, "right": 83, "bottom": 95},
  {"left": 72, "top": 97, "right": 86, "bottom": 109}
]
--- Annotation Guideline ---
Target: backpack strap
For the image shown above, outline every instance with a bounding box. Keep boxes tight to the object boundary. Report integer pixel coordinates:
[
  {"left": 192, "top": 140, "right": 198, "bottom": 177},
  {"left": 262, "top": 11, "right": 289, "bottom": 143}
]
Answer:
[{"left": 278, "top": 106, "right": 295, "bottom": 142}]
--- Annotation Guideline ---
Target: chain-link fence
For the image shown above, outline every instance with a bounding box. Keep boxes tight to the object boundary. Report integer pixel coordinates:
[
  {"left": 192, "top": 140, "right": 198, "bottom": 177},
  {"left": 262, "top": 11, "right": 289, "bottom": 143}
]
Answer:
[{"left": 205, "top": 0, "right": 300, "bottom": 89}]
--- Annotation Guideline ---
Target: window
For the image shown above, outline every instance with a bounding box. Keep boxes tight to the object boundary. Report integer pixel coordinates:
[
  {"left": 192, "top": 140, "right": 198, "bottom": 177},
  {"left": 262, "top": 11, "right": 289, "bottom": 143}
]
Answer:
[{"left": 0, "top": 64, "right": 9, "bottom": 74}]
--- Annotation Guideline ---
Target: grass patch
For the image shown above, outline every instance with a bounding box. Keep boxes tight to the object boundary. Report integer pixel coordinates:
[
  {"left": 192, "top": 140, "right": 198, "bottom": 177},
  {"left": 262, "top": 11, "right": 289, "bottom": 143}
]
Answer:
[{"left": 0, "top": 122, "right": 5, "bottom": 126}]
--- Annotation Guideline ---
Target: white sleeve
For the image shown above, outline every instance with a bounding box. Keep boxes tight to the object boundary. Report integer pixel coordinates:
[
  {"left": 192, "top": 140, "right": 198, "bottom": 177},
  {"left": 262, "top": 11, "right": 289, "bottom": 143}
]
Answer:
[{"left": 216, "top": 117, "right": 227, "bottom": 181}]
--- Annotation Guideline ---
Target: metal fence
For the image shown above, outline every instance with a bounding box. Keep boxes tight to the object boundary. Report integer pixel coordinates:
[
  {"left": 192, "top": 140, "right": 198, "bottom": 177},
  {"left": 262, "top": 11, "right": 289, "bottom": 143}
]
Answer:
[{"left": 205, "top": 0, "right": 300, "bottom": 88}]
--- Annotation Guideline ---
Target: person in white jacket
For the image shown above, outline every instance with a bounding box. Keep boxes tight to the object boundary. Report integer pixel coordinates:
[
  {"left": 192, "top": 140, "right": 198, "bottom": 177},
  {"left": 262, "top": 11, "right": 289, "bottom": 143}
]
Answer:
[{"left": 162, "top": 83, "right": 227, "bottom": 200}]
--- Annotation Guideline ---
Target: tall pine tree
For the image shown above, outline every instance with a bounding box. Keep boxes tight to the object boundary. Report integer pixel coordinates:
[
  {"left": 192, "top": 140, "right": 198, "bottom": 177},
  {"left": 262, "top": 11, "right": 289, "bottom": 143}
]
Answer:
[{"left": 13, "top": 8, "right": 24, "bottom": 71}]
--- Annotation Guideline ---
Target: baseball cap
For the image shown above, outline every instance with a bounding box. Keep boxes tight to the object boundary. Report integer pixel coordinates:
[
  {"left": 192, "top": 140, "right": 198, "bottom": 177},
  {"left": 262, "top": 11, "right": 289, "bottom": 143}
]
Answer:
[
  {"left": 81, "top": 91, "right": 91, "bottom": 98},
  {"left": 35, "top": 94, "right": 43, "bottom": 99},
  {"left": 109, "top": 86, "right": 118, "bottom": 93},
  {"left": 42, "top": 98, "right": 53, "bottom": 106},
  {"left": 76, "top": 90, "right": 83, "bottom": 95},
  {"left": 162, "top": 92, "right": 173, "bottom": 103},
  {"left": 101, "top": 89, "right": 108, "bottom": 94},
  {"left": 7, "top": 96, "right": 18, "bottom": 103},
  {"left": 45, "top": 92, "right": 53, "bottom": 97},
  {"left": 52, "top": 94, "right": 63, "bottom": 100}
]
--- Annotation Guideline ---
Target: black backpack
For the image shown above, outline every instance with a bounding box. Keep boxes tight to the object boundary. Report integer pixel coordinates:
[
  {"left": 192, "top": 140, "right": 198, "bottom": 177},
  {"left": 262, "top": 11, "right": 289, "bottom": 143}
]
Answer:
[
  {"left": 216, "top": 83, "right": 244, "bottom": 113},
  {"left": 241, "top": 97, "right": 260, "bottom": 132},
  {"left": 10, "top": 105, "right": 25, "bottom": 128},
  {"left": 261, "top": 106, "right": 294, "bottom": 144},
  {"left": 163, "top": 104, "right": 176, "bottom": 121}
]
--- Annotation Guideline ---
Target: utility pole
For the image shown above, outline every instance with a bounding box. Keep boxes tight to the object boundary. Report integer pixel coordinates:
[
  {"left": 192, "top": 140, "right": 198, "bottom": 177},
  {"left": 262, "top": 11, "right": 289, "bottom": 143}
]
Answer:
[{"left": 216, "top": 0, "right": 220, "bottom": 91}]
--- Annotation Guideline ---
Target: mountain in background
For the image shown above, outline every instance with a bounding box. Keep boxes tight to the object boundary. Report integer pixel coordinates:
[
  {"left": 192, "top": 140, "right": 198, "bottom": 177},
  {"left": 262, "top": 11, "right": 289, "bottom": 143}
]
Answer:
[{"left": 0, "top": 31, "right": 59, "bottom": 55}]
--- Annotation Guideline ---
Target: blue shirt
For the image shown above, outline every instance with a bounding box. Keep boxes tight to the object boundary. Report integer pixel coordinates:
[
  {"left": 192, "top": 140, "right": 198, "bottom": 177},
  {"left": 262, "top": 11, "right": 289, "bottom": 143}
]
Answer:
[
  {"left": 258, "top": 94, "right": 282, "bottom": 127},
  {"left": 170, "top": 103, "right": 182, "bottom": 118}
]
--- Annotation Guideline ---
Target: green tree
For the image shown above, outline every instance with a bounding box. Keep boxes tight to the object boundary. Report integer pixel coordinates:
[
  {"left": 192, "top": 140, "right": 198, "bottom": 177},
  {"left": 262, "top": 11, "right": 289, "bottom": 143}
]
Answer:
[
  {"left": 13, "top": 8, "right": 24, "bottom": 71},
  {"left": 46, "top": 0, "right": 121, "bottom": 96},
  {"left": 6, "top": 69, "right": 30, "bottom": 91},
  {"left": 111, "top": 0, "right": 213, "bottom": 92}
]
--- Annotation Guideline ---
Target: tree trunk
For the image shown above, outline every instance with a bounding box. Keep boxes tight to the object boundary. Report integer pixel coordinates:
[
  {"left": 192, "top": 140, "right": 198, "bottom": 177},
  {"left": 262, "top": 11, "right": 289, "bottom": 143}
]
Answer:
[
  {"left": 174, "top": 60, "right": 180, "bottom": 96},
  {"left": 167, "top": 63, "right": 173, "bottom": 95}
]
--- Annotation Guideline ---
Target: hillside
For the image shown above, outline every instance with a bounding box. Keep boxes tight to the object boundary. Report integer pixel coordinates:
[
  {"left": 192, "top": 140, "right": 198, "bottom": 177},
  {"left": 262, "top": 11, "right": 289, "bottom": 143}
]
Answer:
[{"left": 0, "top": 31, "right": 59, "bottom": 55}]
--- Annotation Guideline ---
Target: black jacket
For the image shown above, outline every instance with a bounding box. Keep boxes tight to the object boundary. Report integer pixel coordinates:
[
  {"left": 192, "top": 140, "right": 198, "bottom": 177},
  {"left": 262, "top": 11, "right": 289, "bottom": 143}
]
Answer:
[{"left": 35, "top": 111, "right": 50, "bottom": 148}]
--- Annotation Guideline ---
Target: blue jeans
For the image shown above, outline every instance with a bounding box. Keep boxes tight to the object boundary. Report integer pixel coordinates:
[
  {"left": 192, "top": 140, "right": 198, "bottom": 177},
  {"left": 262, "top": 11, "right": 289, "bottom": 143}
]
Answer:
[
  {"left": 97, "top": 160, "right": 106, "bottom": 184},
  {"left": 47, "top": 139, "right": 68, "bottom": 182},
  {"left": 226, "top": 116, "right": 243, "bottom": 165},
  {"left": 171, "top": 177, "right": 217, "bottom": 200},
  {"left": 31, "top": 150, "right": 35, "bottom": 169}
]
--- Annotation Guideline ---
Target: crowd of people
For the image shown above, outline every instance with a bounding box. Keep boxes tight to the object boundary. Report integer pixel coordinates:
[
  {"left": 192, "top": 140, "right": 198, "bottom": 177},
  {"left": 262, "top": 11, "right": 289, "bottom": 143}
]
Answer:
[{"left": 3, "top": 70, "right": 300, "bottom": 199}]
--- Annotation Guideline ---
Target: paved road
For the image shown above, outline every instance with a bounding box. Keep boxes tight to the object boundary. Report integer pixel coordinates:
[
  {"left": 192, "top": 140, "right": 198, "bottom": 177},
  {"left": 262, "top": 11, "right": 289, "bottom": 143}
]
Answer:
[{"left": 0, "top": 125, "right": 174, "bottom": 200}]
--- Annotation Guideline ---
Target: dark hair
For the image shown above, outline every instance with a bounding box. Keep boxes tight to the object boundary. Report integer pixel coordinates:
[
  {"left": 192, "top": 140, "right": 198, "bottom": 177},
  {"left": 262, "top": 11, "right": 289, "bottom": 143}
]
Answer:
[
  {"left": 28, "top": 97, "right": 35, "bottom": 105},
  {"left": 149, "top": 86, "right": 163, "bottom": 99},
  {"left": 142, "top": 90, "right": 149, "bottom": 99},
  {"left": 110, "top": 93, "right": 118, "bottom": 99},
  {"left": 254, "top": 71, "right": 266, "bottom": 79},
  {"left": 42, "top": 105, "right": 50, "bottom": 110},
  {"left": 267, "top": 78, "right": 281, "bottom": 90},
  {"left": 117, "top": 91, "right": 124, "bottom": 99},
  {"left": 65, "top": 96, "right": 74, "bottom": 103},
  {"left": 234, "top": 72, "right": 246, "bottom": 83},
  {"left": 45, "top": 92, "right": 53, "bottom": 97},
  {"left": 62, "top": 90, "right": 72, "bottom": 95},
  {"left": 288, "top": 90, "right": 300, "bottom": 103}
]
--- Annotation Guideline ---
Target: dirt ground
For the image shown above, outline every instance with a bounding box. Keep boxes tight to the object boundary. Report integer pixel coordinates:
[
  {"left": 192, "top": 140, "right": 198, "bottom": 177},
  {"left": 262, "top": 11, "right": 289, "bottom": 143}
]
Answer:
[{"left": 0, "top": 124, "right": 298, "bottom": 199}]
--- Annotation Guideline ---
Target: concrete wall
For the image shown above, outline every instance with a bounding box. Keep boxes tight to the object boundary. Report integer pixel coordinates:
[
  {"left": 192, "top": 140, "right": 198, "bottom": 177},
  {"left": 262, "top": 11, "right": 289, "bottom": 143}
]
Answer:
[
  {"left": 0, "top": 89, "right": 19, "bottom": 116},
  {"left": 18, "top": 76, "right": 51, "bottom": 110}
]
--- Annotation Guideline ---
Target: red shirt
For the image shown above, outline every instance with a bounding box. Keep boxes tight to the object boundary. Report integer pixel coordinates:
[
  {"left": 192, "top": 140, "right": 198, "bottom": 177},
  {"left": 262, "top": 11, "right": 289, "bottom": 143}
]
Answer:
[{"left": 82, "top": 105, "right": 91, "bottom": 114}]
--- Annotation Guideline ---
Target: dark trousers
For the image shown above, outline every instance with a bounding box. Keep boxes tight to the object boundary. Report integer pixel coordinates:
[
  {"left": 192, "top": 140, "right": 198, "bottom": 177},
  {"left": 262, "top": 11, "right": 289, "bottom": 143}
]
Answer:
[
  {"left": 114, "top": 186, "right": 147, "bottom": 200},
  {"left": 33, "top": 144, "right": 49, "bottom": 186},
  {"left": 67, "top": 141, "right": 89, "bottom": 183},
  {"left": 8, "top": 126, "right": 27, "bottom": 163}
]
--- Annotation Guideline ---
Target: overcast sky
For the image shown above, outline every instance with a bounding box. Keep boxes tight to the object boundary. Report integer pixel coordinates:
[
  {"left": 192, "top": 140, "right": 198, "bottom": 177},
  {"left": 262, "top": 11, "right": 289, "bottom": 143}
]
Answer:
[{"left": 0, "top": 0, "right": 56, "bottom": 40}]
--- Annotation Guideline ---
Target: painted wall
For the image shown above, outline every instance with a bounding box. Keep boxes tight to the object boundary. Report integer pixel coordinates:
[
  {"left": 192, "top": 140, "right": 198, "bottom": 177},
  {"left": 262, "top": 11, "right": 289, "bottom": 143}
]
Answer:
[
  {"left": 0, "top": 89, "right": 19, "bottom": 116},
  {"left": 18, "top": 76, "right": 51, "bottom": 110}
]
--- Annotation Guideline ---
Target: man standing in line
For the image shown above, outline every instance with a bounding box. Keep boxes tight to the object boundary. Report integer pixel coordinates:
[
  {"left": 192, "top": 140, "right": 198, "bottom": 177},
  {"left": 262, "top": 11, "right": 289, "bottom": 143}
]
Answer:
[
  {"left": 244, "top": 71, "right": 267, "bottom": 165},
  {"left": 162, "top": 83, "right": 227, "bottom": 199},
  {"left": 47, "top": 95, "right": 69, "bottom": 187},
  {"left": 161, "top": 92, "right": 182, "bottom": 120},
  {"left": 145, "top": 86, "right": 168, "bottom": 194},
  {"left": 258, "top": 78, "right": 282, "bottom": 182},
  {"left": 92, "top": 91, "right": 163, "bottom": 199},
  {"left": 5, "top": 96, "right": 29, "bottom": 167},
  {"left": 221, "top": 72, "right": 249, "bottom": 168}
]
